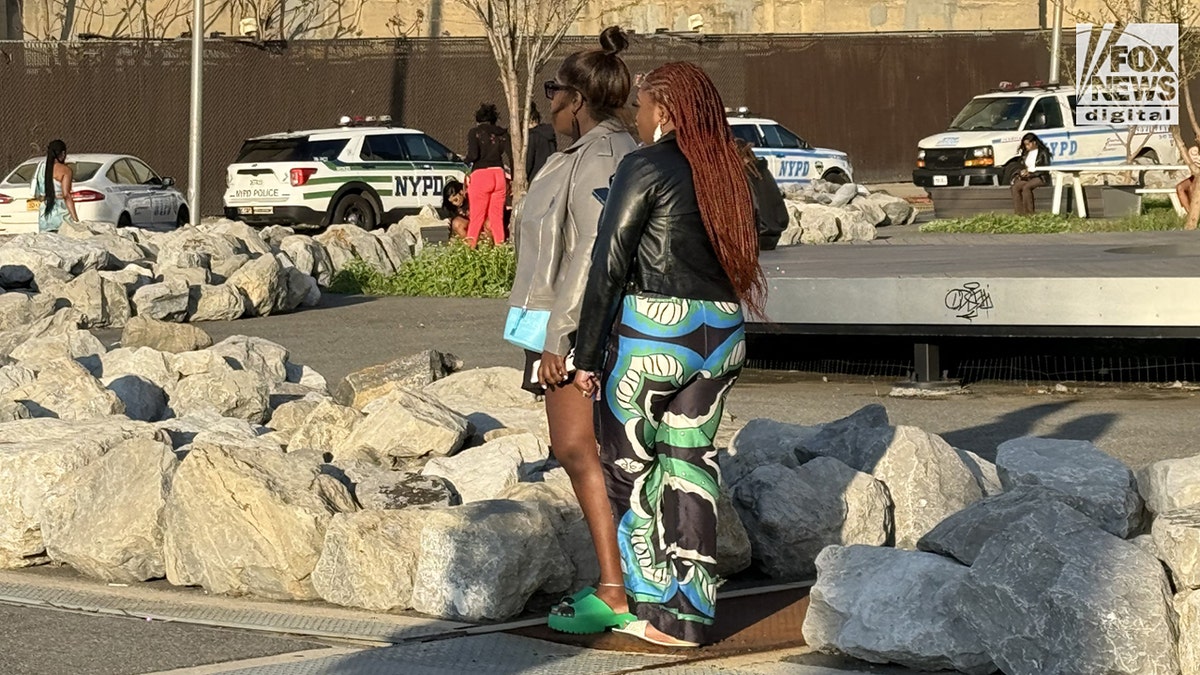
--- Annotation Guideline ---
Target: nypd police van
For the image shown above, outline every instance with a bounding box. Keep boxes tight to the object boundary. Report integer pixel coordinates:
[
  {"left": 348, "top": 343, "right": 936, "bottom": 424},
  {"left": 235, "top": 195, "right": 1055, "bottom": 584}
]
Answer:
[
  {"left": 223, "top": 115, "right": 468, "bottom": 229},
  {"left": 913, "top": 83, "right": 1179, "bottom": 188},
  {"left": 726, "top": 107, "right": 854, "bottom": 185}
]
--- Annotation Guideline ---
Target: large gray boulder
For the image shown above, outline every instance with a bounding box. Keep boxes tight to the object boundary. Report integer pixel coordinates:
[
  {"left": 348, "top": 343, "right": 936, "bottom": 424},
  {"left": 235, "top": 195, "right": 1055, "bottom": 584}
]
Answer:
[
  {"left": 168, "top": 367, "right": 270, "bottom": 424},
  {"left": 0, "top": 309, "right": 87, "bottom": 359},
  {"left": 804, "top": 545, "right": 995, "bottom": 675},
  {"left": 315, "top": 225, "right": 396, "bottom": 275},
  {"left": 288, "top": 400, "right": 363, "bottom": 457},
  {"left": 1138, "top": 454, "right": 1200, "bottom": 516},
  {"left": 311, "top": 509, "right": 422, "bottom": 612},
  {"left": 10, "top": 330, "right": 105, "bottom": 371},
  {"left": 861, "top": 191, "right": 918, "bottom": 226},
  {"left": 122, "top": 316, "right": 213, "bottom": 353},
  {"left": 715, "top": 487, "right": 752, "bottom": 578},
  {"left": 154, "top": 229, "right": 249, "bottom": 282},
  {"left": 732, "top": 457, "right": 892, "bottom": 580},
  {"left": 267, "top": 397, "right": 324, "bottom": 438},
  {"left": 279, "top": 264, "right": 320, "bottom": 312},
  {"left": 104, "top": 375, "right": 169, "bottom": 422},
  {"left": 163, "top": 432, "right": 356, "bottom": 600},
  {"left": 1179, "top": 590, "right": 1200, "bottom": 675},
  {"left": 279, "top": 235, "right": 334, "bottom": 288},
  {"left": 207, "top": 336, "right": 289, "bottom": 386},
  {"left": 339, "top": 389, "right": 471, "bottom": 466},
  {"left": 0, "top": 292, "right": 55, "bottom": 332},
  {"left": 97, "top": 347, "right": 180, "bottom": 392},
  {"left": 996, "top": 436, "right": 1144, "bottom": 538},
  {"left": 422, "top": 367, "right": 546, "bottom": 445},
  {"left": 0, "top": 418, "right": 165, "bottom": 567},
  {"left": 41, "top": 438, "right": 178, "bottom": 582},
  {"left": 873, "top": 426, "right": 984, "bottom": 549},
  {"left": 187, "top": 284, "right": 246, "bottom": 322},
  {"left": 201, "top": 220, "right": 272, "bottom": 257},
  {"left": 354, "top": 471, "right": 459, "bottom": 511},
  {"left": 334, "top": 350, "right": 461, "bottom": 410},
  {"left": 226, "top": 254, "right": 284, "bottom": 317},
  {"left": 721, "top": 418, "right": 823, "bottom": 488},
  {"left": 795, "top": 404, "right": 891, "bottom": 470},
  {"left": 421, "top": 433, "right": 549, "bottom": 503},
  {"left": 918, "top": 485, "right": 1094, "bottom": 565},
  {"left": 0, "top": 233, "right": 112, "bottom": 284},
  {"left": 408, "top": 500, "right": 571, "bottom": 621},
  {"left": 953, "top": 501, "right": 1179, "bottom": 675},
  {"left": 1152, "top": 506, "right": 1200, "bottom": 589},
  {"left": 132, "top": 281, "right": 191, "bottom": 322},
  {"left": 56, "top": 269, "right": 131, "bottom": 328},
  {"left": 7, "top": 358, "right": 125, "bottom": 420}
]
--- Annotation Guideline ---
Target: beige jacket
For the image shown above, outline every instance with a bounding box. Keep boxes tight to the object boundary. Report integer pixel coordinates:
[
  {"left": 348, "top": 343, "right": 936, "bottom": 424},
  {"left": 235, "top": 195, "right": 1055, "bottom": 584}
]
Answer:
[{"left": 508, "top": 118, "right": 637, "bottom": 356}]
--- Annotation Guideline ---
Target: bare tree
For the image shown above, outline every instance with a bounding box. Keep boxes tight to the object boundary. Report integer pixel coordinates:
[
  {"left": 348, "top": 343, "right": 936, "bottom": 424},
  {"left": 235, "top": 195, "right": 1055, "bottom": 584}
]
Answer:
[
  {"left": 454, "top": 0, "right": 587, "bottom": 199},
  {"left": 1068, "top": 0, "right": 1200, "bottom": 229}
]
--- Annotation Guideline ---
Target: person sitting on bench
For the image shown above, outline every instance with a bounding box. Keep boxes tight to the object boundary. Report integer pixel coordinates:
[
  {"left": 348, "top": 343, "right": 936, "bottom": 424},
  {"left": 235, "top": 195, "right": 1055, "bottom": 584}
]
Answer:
[{"left": 1011, "top": 133, "right": 1052, "bottom": 216}]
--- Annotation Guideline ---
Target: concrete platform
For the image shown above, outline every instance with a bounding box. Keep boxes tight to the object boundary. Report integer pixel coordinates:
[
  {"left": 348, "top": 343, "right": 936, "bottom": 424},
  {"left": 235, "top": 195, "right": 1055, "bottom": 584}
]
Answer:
[{"left": 754, "top": 231, "right": 1200, "bottom": 338}]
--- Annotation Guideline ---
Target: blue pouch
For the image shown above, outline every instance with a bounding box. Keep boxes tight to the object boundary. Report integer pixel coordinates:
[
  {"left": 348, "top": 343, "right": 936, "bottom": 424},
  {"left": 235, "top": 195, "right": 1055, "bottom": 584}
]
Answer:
[{"left": 504, "top": 307, "right": 551, "bottom": 352}]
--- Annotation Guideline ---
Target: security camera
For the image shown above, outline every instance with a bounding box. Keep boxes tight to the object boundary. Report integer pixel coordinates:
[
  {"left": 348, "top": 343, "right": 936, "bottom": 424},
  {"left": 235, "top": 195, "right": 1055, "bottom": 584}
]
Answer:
[
  {"left": 687, "top": 14, "right": 704, "bottom": 31},
  {"left": 239, "top": 18, "right": 259, "bottom": 37}
]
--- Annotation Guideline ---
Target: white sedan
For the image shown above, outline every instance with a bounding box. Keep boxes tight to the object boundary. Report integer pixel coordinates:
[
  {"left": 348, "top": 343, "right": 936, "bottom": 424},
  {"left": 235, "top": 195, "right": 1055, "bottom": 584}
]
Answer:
[{"left": 0, "top": 153, "right": 188, "bottom": 234}]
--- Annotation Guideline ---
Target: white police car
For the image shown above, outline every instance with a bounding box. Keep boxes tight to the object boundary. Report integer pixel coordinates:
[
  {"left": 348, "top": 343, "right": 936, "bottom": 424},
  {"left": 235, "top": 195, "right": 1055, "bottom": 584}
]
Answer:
[
  {"left": 223, "top": 115, "right": 468, "bottom": 229},
  {"left": 913, "top": 82, "right": 1179, "bottom": 187},
  {"left": 727, "top": 107, "right": 854, "bottom": 185}
]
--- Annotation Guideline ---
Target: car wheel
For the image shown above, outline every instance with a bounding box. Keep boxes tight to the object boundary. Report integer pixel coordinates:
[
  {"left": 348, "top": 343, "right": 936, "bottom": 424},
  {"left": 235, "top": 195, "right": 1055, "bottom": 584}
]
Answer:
[
  {"left": 118, "top": 212, "right": 132, "bottom": 229},
  {"left": 332, "top": 193, "right": 377, "bottom": 230},
  {"left": 176, "top": 206, "right": 189, "bottom": 229},
  {"left": 822, "top": 170, "right": 850, "bottom": 185}
]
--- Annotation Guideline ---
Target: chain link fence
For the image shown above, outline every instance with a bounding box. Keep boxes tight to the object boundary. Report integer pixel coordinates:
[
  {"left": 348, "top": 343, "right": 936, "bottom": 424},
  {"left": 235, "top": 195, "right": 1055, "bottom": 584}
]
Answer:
[{"left": 1, "top": 31, "right": 1052, "bottom": 215}]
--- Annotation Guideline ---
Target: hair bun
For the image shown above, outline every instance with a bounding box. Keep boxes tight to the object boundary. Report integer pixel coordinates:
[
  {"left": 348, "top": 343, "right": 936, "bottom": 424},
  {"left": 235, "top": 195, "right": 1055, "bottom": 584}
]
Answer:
[{"left": 599, "top": 25, "right": 628, "bottom": 56}]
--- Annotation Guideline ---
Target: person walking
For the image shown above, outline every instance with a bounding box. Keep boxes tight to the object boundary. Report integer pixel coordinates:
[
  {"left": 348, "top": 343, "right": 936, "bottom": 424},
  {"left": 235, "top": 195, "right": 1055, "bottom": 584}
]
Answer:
[
  {"left": 526, "top": 103, "right": 558, "bottom": 182},
  {"left": 1011, "top": 132, "right": 1052, "bottom": 215},
  {"left": 32, "top": 139, "right": 78, "bottom": 232},
  {"left": 571, "top": 61, "right": 766, "bottom": 648},
  {"left": 505, "top": 25, "right": 639, "bottom": 637},
  {"left": 465, "top": 103, "right": 511, "bottom": 247}
]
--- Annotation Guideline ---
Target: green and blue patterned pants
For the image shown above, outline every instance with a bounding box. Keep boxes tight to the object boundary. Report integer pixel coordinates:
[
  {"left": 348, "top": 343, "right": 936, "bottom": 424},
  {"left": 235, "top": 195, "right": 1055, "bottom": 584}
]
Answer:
[{"left": 599, "top": 293, "right": 745, "bottom": 645}]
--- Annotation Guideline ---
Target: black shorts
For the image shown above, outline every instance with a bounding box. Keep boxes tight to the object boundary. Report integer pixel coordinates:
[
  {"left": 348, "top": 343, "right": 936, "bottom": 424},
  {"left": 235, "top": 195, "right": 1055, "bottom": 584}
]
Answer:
[{"left": 520, "top": 342, "right": 578, "bottom": 395}]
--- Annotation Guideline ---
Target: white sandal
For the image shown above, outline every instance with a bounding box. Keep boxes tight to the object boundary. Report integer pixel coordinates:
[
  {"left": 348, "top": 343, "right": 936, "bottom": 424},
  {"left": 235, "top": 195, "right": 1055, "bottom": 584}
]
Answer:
[{"left": 611, "top": 619, "right": 700, "bottom": 648}]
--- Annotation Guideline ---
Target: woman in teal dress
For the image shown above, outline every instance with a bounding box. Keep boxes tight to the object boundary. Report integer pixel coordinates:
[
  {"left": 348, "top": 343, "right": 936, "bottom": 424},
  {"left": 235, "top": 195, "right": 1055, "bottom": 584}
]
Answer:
[{"left": 31, "top": 140, "right": 78, "bottom": 232}]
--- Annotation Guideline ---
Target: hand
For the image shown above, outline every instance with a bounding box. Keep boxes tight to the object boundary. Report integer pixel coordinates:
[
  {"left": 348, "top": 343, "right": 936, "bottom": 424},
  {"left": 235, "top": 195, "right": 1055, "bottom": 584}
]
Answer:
[
  {"left": 537, "top": 351, "right": 568, "bottom": 389},
  {"left": 573, "top": 370, "right": 601, "bottom": 401}
]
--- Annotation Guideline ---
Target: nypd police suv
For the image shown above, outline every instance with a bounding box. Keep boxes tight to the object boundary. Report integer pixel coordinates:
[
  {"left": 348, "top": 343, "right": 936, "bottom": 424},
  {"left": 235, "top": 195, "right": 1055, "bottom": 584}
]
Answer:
[
  {"left": 223, "top": 115, "right": 468, "bottom": 229},
  {"left": 913, "top": 82, "right": 1179, "bottom": 188},
  {"left": 726, "top": 107, "right": 854, "bottom": 185}
]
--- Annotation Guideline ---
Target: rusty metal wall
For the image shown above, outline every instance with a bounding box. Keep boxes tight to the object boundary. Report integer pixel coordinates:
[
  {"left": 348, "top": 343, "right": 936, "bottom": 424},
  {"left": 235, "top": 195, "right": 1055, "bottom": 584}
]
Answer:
[{"left": 0, "top": 32, "right": 1053, "bottom": 215}]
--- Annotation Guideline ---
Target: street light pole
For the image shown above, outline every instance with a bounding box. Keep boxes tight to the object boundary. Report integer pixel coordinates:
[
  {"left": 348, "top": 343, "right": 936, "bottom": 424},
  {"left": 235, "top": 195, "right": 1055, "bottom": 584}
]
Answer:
[
  {"left": 1048, "top": 0, "right": 1064, "bottom": 85},
  {"left": 188, "top": 0, "right": 203, "bottom": 227}
]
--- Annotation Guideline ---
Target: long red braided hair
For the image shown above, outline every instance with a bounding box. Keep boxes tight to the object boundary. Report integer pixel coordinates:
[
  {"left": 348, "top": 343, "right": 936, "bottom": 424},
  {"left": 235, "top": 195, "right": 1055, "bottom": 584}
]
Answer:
[{"left": 639, "top": 62, "right": 766, "bottom": 317}]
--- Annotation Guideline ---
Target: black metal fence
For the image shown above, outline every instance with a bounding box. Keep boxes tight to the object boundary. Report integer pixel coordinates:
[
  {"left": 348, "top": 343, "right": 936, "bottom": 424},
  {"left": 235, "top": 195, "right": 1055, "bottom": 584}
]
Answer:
[{"left": 0, "top": 32, "right": 1056, "bottom": 214}]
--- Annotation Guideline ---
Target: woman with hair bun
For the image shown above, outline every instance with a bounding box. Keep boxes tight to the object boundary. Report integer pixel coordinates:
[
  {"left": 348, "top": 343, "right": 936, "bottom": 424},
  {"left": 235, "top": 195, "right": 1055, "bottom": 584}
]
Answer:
[
  {"left": 572, "top": 61, "right": 766, "bottom": 648},
  {"left": 505, "top": 25, "right": 639, "bottom": 636}
]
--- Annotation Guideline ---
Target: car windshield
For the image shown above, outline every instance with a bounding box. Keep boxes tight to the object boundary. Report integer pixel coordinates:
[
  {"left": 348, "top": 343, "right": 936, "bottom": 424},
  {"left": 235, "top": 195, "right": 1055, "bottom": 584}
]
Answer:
[
  {"left": 948, "top": 97, "right": 1032, "bottom": 131},
  {"left": 3, "top": 160, "right": 102, "bottom": 184}
]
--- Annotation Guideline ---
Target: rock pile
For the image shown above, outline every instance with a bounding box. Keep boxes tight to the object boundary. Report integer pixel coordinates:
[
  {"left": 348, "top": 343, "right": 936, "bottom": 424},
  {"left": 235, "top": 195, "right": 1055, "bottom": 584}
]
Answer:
[
  {"left": 0, "top": 210, "right": 439, "bottom": 328},
  {"left": 775, "top": 180, "right": 919, "bottom": 246},
  {"left": 723, "top": 405, "right": 1193, "bottom": 674}
]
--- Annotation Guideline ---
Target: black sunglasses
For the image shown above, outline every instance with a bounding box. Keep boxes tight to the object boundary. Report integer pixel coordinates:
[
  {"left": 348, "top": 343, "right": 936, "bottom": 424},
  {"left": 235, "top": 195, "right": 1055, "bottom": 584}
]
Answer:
[{"left": 544, "top": 80, "right": 575, "bottom": 100}]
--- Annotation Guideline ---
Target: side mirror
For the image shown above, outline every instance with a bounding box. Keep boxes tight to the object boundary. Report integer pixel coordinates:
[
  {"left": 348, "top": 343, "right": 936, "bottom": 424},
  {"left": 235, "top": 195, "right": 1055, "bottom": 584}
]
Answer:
[{"left": 161, "top": 177, "right": 175, "bottom": 188}]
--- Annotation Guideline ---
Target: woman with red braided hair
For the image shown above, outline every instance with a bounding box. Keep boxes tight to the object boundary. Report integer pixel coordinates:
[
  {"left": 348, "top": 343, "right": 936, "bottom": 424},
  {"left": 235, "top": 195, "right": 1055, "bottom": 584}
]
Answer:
[{"left": 571, "top": 61, "right": 765, "bottom": 648}]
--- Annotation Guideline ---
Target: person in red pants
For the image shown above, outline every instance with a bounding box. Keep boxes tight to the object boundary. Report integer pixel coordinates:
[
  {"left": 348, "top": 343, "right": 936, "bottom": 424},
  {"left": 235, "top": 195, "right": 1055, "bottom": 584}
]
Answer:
[{"left": 465, "top": 103, "right": 512, "bottom": 247}]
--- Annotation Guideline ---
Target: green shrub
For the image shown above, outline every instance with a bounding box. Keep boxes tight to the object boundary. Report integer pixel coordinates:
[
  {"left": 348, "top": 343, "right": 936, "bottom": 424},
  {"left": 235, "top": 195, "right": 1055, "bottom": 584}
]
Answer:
[
  {"left": 328, "top": 239, "right": 516, "bottom": 298},
  {"left": 919, "top": 204, "right": 1185, "bottom": 234}
]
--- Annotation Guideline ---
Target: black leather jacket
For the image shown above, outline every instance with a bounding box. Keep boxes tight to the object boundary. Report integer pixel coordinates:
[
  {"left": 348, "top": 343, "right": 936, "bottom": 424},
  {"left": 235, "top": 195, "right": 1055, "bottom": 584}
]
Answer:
[{"left": 574, "top": 133, "right": 741, "bottom": 372}]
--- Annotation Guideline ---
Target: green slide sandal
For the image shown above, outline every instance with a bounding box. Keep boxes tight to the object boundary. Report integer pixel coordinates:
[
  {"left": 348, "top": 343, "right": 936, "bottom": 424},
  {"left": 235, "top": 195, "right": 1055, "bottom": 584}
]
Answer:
[{"left": 548, "top": 590, "right": 637, "bottom": 635}]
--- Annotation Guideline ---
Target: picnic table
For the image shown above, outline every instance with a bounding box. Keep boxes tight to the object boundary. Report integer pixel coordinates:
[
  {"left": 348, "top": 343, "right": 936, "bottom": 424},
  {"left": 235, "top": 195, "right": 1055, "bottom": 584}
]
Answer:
[{"left": 1039, "top": 163, "right": 1191, "bottom": 217}]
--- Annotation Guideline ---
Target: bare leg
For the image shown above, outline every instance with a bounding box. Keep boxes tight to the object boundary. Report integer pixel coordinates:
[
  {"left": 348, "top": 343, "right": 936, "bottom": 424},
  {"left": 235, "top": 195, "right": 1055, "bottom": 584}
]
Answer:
[
  {"left": 544, "top": 382, "right": 628, "bottom": 613},
  {"left": 1178, "top": 179, "right": 1192, "bottom": 213}
]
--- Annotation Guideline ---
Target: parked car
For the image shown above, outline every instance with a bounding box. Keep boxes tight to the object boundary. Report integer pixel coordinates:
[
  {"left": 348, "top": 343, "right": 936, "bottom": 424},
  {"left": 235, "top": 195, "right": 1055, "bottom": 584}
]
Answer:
[
  {"left": 727, "top": 108, "right": 854, "bottom": 185},
  {"left": 913, "top": 82, "right": 1180, "bottom": 188},
  {"left": 223, "top": 115, "right": 469, "bottom": 229},
  {"left": 0, "top": 153, "right": 188, "bottom": 234}
]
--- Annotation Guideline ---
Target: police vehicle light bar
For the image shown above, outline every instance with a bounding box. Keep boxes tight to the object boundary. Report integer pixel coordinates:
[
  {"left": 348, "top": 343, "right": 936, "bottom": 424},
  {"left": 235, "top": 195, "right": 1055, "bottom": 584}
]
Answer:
[
  {"left": 337, "top": 114, "right": 395, "bottom": 127},
  {"left": 723, "top": 106, "right": 753, "bottom": 117}
]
